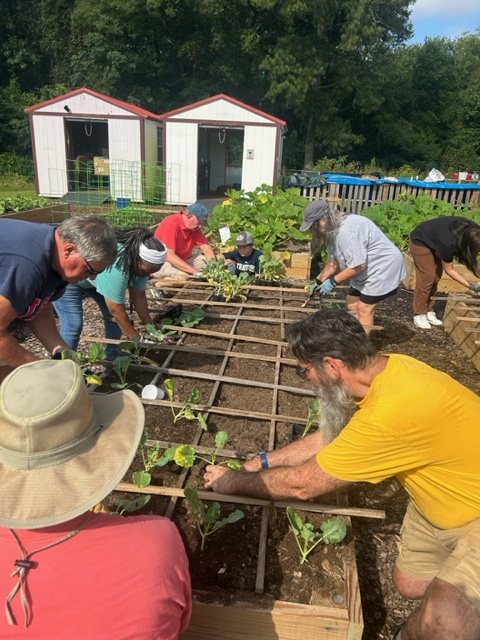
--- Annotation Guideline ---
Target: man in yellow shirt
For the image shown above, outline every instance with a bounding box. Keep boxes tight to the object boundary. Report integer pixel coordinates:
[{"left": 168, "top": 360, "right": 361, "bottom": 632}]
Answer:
[{"left": 204, "top": 309, "right": 480, "bottom": 640}]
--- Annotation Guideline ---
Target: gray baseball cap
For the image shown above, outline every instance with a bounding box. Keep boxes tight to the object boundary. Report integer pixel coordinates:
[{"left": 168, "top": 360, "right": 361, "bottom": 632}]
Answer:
[
  {"left": 300, "top": 200, "right": 331, "bottom": 232},
  {"left": 236, "top": 231, "right": 254, "bottom": 246}
]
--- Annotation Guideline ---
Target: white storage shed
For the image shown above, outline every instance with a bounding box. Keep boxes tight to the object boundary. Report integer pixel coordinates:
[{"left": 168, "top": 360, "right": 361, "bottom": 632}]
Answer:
[
  {"left": 25, "top": 87, "right": 163, "bottom": 203},
  {"left": 158, "top": 94, "right": 287, "bottom": 205},
  {"left": 25, "top": 89, "right": 287, "bottom": 206}
]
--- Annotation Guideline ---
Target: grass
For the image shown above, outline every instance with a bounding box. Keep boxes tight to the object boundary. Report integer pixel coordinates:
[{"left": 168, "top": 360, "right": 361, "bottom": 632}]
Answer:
[{"left": 0, "top": 175, "right": 37, "bottom": 199}]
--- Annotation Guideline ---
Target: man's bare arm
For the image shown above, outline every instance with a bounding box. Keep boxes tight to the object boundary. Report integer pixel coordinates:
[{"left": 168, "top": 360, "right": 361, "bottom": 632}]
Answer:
[{"left": 204, "top": 455, "right": 349, "bottom": 501}]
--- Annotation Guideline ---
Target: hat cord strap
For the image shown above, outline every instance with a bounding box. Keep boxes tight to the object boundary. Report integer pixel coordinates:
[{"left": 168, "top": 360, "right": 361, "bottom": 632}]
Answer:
[{"left": 6, "top": 514, "right": 93, "bottom": 627}]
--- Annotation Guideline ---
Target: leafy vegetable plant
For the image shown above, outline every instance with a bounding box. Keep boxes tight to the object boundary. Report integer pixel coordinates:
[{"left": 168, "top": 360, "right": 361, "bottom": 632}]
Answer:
[
  {"left": 110, "top": 355, "right": 141, "bottom": 390},
  {"left": 184, "top": 487, "right": 245, "bottom": 550},
  {"left": 60, "top": 343, "right": 106, "bottom": 386},
  {"left": 363, "top": 193, "right": 479, "bottom": 251},
  {"left": 286, "top": 508, "right": 347, "bottom": 564},
  {"left": 160, "top": 432, "right": 243, "bottom": 470},
  {"left": 144, "top": 322, "right": 177, "bottom": 342},
  {"left": 258, "top": 253, "right": 285, "bottom": 283},
  {"left": 177, "top": 308, "right": 206, "bottom": 328},
  {"left": 206, "top": 185, "right": 308, "bottom": 255},
  {"left": 132, "top": 429, "right": 167, "bottom": 488},
  {"left": 164, "top": 378, "right": 208, "bottom": 429}
]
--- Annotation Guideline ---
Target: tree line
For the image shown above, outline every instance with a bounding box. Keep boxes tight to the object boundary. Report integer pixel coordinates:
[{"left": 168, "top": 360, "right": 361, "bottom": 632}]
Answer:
[{"left": 1, "top": 0, "right": 479, "bottom": 174}]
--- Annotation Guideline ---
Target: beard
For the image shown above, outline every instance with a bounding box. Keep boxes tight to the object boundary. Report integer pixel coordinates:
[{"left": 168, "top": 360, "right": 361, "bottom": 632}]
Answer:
[{"left": 314, "top": 372, "right": 357, "bottom": 443}]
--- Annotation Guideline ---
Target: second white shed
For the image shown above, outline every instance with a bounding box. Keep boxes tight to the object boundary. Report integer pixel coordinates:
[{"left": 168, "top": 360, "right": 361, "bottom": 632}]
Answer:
[{"left": 158, "top": 94, "right": 287, "bottom": 205}]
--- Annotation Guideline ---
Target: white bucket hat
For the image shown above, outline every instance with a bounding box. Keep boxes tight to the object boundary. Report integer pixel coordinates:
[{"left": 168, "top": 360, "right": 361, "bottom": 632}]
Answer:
[{"left": 0, "top": 360, "right": 144, "bottom": 529}]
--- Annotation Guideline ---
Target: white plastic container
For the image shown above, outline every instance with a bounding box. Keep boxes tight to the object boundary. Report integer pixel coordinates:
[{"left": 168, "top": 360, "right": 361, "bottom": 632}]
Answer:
[{"left": 141, "top": 384, "right": 165, "bottom": 400}]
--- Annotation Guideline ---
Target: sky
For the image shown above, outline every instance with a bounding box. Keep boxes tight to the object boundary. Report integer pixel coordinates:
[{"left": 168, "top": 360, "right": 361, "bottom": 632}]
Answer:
[{"left": 408, "top": 0, "right": 480, "bottom": 43}]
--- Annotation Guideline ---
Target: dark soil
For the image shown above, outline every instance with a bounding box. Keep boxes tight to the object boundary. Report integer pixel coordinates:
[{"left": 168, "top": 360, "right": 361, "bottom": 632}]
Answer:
[{"left": 20, "top": 280, "right": 480, "bottom": 640}]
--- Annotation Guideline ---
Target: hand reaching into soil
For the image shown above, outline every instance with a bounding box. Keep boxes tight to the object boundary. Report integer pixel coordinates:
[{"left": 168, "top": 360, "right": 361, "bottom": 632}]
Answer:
[{"left": 204, "top": 464, "right": 235, "bottom": 492}]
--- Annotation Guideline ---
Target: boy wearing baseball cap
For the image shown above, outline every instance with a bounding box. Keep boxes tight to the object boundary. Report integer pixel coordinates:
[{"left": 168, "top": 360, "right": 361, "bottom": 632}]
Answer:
[{"left": 220, "top": 231, "right": 263, "bottom": 276}]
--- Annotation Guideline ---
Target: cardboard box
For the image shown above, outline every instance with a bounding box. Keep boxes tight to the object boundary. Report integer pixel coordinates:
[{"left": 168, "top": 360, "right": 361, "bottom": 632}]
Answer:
[{"left": 94, "top": 157, "right": 110, "bottom": 176}]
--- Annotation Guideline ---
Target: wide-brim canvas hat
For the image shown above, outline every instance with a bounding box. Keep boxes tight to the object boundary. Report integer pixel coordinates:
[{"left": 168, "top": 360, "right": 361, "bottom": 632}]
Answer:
[
  {"left": 0, "top": 359, "right": 144, "bottom": 529},
  {"left": 300, "top": 200, "right": 331, "bottom": 232}
]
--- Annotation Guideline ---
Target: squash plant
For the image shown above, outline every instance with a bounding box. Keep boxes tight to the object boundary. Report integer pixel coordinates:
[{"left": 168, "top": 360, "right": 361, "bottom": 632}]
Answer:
[
  {"left": 258, "top": 253, "right": 285, "bottom": 284},
  {"left": 206, "top": 185, "right": 308, "bottom": 255},
  {"left": 363, "top": 193, "right": 480, "bottom": 252},
  {"left": 202, "top": 258, "right": 254, "bottom": 301}
]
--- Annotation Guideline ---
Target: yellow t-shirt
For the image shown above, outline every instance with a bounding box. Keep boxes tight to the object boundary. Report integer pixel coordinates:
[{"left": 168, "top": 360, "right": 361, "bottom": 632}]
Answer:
[{"left": 317, "top": 354, "right": 480, "bottom": 529}]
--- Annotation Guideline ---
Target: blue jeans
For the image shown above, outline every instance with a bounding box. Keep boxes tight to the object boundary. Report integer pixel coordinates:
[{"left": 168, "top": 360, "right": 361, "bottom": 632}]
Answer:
[{"left": 54, "top": 284, "right": 122, "bottom": 360}]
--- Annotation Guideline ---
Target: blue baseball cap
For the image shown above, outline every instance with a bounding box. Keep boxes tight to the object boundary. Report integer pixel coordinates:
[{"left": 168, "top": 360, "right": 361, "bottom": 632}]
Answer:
[{"left": 187, "top": 203, "right": 209, "bottom": 225}]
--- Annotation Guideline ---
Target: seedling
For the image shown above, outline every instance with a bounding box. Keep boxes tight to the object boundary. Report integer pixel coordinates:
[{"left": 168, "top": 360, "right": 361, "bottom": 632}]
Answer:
[
  {"left": 118, "top": 337, "right": 160, "bottom": 367},
  {"left": 164, "top": 378, "right": 208, "bottom": 429},
  {"left": 144, "top": 322, "right": 177, "bottom": 342},
  {"left": 286, "top": 507, "right": 347, "bottom": 564},
  {"left": 177, "top": 308, "right": 206, "bottom": 327},
  {"left": 215, "top": 271, "right": 254, "bottom": 302},
  {"left": 132, "top": 429, "right": 166, "bottom": 488},
  {"left": 258, "top": 253, "right": 285, "bottom": 283},
  {"left": 302, "top": 398, "right": 321, "bottom": 437},
  {"left": 201, "top": 257, "right": 230, "bottom": 283},
  {"left": 60, "top": 343, "right": 106, "bottom": 385},
  {"left": 184, "top": 487, "right": 245, "bottom": 550},
  {"left": 110, "top": 355, "right": 142, "bottom": 390},
  {"left": 160, "top": 432, "right": 243, "bottom": 470}
]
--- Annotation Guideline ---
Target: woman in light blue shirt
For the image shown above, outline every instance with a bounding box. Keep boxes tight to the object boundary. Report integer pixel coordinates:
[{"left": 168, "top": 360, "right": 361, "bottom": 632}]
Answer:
[{"left": 54, "top": 227, "right": 166, "bottom": 359}]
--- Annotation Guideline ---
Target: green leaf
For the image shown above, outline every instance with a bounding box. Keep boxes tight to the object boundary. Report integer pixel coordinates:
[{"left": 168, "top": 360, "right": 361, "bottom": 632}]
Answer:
[
  {"left": 114, "top": 494, "right": 151, "bottom": 514},
  {"left": 133, "top": 470, "right": 151, "bottom": 488},
  {"left": 215, "top": 431, "right": 229, "bottom": 449},
  {"left": 320, "top": 518, "right": 347, "bottom": 544},
  {"left": 174, "top": 445, "right": 196, "bottom": 467},
  {"left": 226, "top": 459, "right": 243, "bottom": 471},
  {"left": 164, "top": 378, "right": 175, "bottom": 400}
]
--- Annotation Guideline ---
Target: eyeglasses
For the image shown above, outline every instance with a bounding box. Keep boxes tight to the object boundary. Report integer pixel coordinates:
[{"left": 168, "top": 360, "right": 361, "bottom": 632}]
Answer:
[
  {"left": 83, "top": 257, "right": 103, "bottom": 277},
  {"left": 295, "top": 365, "right": 313, "bottom": 381}
]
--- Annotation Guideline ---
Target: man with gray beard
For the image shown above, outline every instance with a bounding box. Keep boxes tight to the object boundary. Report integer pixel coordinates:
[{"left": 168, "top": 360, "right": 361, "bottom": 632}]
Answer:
[{"left": 204, "top": 309, "right": 480, "bottom": 640}]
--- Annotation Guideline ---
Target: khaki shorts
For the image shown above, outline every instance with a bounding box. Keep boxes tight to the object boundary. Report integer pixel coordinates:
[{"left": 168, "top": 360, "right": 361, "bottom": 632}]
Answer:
[
  {"left": 154, "top": 253, "right": 206, "bottom": 278},
  {"left": 396, "top": 502, "right": 480, "bottom": 611}
]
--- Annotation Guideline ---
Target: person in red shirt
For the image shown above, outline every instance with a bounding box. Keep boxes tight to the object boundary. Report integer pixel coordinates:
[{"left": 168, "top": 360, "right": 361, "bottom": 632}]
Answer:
[
  {"left": 154, "top": 202, "right": 216, "bottom": 280},
  {"left": 0, "top": 359, "right": 191, "bottom": 639}
]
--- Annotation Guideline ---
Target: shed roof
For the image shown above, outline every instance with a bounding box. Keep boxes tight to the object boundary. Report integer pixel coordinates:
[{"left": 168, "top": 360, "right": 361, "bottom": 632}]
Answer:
[
  {"left": 25, "top": 86, "right": 161, "bottom": 120},
  {"left": 158, "top": 93, "right": 286, "bottom": 128}
]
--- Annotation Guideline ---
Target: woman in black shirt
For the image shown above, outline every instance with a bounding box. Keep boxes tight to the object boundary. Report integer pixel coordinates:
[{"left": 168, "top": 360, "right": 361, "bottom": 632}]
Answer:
[{"left": 409, "top": 216, "right": 480, "bottom": 329}]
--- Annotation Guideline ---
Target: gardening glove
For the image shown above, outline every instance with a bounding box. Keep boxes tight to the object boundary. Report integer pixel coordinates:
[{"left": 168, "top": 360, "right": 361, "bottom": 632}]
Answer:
[
  {"left": 469, "top": 282, "right": 480, "bottom": 293},
  {"left": 319, "top": 277, "right": 337, "bottom": 296},
  {"left": 308, "top": 280, "right": 322, "bottom": 296}
]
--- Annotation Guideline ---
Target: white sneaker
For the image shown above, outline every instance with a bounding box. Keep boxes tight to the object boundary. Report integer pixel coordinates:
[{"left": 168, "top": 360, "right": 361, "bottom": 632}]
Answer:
[
  {"left": 413, "top": 314, "right": 431, "bottom": 329},
  {"left": 426, "top": 311, "right": 443, "bottom": 326}
]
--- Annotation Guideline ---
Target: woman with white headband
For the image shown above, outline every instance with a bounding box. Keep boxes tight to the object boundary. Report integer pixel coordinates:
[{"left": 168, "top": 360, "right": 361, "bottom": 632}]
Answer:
[{"left": 54, "top": 226, "right": 167, "bottom": 360}]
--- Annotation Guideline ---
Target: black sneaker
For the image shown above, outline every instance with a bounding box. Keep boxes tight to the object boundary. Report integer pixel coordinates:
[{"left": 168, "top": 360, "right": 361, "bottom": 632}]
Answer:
[{"left": 392, "top": 623, "right": 403, "bottom": 639}]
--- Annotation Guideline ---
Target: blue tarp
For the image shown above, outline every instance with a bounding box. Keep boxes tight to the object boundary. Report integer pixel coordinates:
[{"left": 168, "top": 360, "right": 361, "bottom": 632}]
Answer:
[{"left": 322, "top": 172, "right": 480, "bottom": 190}]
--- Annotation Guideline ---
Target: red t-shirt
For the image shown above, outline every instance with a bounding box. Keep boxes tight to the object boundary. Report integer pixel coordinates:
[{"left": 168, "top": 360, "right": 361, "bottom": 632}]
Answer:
[
  {"left": 0, "top": 513, "right": 191, "bottom": 639},
  {"left": 154, "top": 212, "right": 208, "bottom": 261}
]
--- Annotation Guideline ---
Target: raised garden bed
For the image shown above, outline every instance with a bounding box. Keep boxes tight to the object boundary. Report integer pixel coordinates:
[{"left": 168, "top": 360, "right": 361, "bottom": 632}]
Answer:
[
  {"left": 1, "top": 203, "right": 71, "bottom": 223},
  {"left": 87, "top": 281, "right": 374, "bottom": 640},
  {"left": 443, "top": 294, "right": 480, "bottom": 373}
]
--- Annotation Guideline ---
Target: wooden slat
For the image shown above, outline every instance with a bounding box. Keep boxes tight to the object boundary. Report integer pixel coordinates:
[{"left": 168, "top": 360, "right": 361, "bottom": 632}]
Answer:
[{"left": 114, "top": 482, "right": 385, "bottom": 519}]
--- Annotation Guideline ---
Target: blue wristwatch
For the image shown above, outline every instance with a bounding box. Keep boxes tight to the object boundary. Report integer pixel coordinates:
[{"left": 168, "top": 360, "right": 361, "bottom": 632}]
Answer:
[{"left": 259, "top": 451, "right": 269, "bottom": 469}]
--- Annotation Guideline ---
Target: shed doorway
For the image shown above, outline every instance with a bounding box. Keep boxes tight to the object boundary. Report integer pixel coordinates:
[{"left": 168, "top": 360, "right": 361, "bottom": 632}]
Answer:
[
  {"left": 198, "top": 125, "right": 244, "bottom": 198},
  {"left": 65, "top": 119, "right": 109, "bottom": 191}
]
